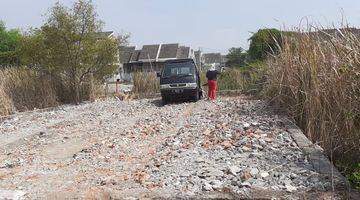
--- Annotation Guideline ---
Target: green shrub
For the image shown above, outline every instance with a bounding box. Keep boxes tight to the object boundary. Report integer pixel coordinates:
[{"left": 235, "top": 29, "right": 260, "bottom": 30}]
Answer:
[
  {"left": 338, "top": 162, "right": 360, "bottom": 190},
  {"left": 248, "top": 29, "right": 282, "bottom": 61},
  {"left": 0, "top": 21, "right": 21, "bottom": 66},
  {"left": 350, "top": 165, "right": 360, "bottom": 190}
]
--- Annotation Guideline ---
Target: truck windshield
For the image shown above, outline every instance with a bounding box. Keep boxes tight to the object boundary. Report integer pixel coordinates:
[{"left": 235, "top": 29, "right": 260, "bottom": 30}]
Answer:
[{"left": 162, "top": 61, "right": 195, "bottom": 78}]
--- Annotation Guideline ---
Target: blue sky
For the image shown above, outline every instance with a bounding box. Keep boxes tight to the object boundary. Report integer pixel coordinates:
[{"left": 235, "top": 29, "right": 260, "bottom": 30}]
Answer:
[{"left": 1, "top": 0, "right": 359, "bottom": 53}]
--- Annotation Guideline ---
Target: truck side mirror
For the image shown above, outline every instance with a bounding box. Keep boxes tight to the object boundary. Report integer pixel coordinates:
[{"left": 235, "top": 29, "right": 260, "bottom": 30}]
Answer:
[{"left": 156, "top": 72, "right": 161, "bottom": 78}]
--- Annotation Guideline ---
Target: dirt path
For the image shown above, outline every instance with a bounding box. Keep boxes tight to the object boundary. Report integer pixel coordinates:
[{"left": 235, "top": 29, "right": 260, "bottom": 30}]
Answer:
[{"left": 0, "top": 97, "right": 347, "bottom": 199}]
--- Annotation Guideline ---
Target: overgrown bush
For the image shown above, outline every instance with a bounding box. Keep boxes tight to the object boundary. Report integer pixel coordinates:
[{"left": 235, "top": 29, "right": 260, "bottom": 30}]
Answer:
[
  {"left": 265, "top": 26, "right": 360, "bottom": 185},
  {"left": 248, "top": 28, "right": 282, "bottom": 61}
]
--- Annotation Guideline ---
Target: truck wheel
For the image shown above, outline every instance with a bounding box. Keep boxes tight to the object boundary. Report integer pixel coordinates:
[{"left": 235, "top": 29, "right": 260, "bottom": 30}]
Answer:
[{"left": 162, "top": 97, "right": 169, "bottom": 105}]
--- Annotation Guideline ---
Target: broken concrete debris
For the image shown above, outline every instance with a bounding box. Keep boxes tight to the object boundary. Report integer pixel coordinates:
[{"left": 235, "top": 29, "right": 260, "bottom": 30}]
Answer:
[{"left": 0, "top": 97, "right": 335, "bottom": 198}]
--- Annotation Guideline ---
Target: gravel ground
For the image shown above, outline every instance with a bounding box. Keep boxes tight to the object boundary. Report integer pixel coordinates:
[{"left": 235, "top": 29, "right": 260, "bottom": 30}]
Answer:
[{"left": 0, "top": 96, "right": 342, "bottom": 199}]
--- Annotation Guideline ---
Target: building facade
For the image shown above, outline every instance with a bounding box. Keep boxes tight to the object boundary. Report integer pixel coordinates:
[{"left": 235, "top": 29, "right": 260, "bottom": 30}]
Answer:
[
  {"left": 202, "top": 53, "right": 227, "bottom": 70},
  {"left": 119, "top": 43, "right": 197, "bottom": 81}
]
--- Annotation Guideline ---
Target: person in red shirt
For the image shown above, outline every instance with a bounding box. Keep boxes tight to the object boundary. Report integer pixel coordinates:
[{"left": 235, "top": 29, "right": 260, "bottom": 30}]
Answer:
[{"left": 206, "top": 66, "right": 221, "bottom": 100}]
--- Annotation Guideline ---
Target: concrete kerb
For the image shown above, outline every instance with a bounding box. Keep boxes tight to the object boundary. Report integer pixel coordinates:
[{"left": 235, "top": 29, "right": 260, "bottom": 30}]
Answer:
[{"left": 284, "top": 120, "right": 351, "bottom": 192}]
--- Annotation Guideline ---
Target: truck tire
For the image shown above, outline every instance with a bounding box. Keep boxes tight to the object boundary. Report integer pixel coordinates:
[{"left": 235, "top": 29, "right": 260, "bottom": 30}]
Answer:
[{"left": 162, "top": 97, "right": 169, "bottom": 105}]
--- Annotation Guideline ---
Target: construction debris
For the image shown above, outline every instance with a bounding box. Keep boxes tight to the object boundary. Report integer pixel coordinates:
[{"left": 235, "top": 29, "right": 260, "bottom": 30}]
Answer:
[{"left": 0, "top": 97, "right": 338, "bottom": 199}]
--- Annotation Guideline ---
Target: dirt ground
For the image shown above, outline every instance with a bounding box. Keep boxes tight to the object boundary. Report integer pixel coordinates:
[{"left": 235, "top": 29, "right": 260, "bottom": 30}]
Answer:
[{"left": 0, "top": 96, "right": 349, "bottom": 199}]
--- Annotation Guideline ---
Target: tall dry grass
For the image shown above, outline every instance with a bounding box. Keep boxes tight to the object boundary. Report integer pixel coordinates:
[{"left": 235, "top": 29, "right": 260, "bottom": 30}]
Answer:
[
  {"left": 0, "top": 67, "right": 103, "bottom": 116},
  {"left": 0, "top": 67, "right": 58, "bottom": 115},
  {"left": 266, "top": 27, "right": 360, "bottom": 163},
  {"left": 220, "top": 64, "right": 265, "bottom": 93},
  {"left": 132, "top": 72, "right": 160, "bottom": 95},
  {"left": 0, "top": 76, "right": 14, "bottom": 116},
  {"left": 200, "top": 69, "right": 246, "bottom": 92},
  {"left": 217, "top": 69, "right": 246, "bottom": 91}
]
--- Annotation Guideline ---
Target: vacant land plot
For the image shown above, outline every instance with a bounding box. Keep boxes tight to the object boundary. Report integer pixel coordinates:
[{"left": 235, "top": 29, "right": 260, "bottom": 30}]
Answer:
[{"left": 0, "top": 97, "right": 347, "bottom": 199}]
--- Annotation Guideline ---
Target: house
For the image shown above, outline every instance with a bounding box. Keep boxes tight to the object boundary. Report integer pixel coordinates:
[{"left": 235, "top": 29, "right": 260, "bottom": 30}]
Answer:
[
  {"left": 96, "top": 31, "right": 117, "bottom": 39},
  {"left": 119, "top": 43, "right": 196, "bottom": 81},
  {"left": 202, "top": 53, "right": 227, "bottom": 70},
  {"left": 221, "top": 55, "right": 228, "bottom": 66},
  {"left": 96, "top": 31, "right": 123, "bottom": 82}
]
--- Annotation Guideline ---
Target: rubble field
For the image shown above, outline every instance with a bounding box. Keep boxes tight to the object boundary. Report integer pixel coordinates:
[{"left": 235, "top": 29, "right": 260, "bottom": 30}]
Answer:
[{"left": 0, "top": 97, "right": 343, "bottom": 199}]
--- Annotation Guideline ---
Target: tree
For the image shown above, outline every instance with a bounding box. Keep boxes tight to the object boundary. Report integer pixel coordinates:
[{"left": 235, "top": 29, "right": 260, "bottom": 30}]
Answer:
[
  {"left": 226, "top": 47, "right": 247, "bottom": 67},
  {"left": 248, "top": 29, "right": 282, "bottom": 61},
  {"left": 0, "top": 21, "right": 21, "bottom": 66},
  {"left": 20, "top": 0, "right": 120, "bottom": 103}
]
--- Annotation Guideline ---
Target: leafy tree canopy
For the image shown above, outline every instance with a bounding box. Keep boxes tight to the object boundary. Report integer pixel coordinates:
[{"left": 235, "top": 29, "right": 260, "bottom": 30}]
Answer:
[
  {"left": 0, "top": 21, "right": 21, "bottom": 66},
  {"left": 248, "top": 28, "right": 282, "bottom": 61},
  {"left": 20, "top": 0, "right": 122, "bottom": 103},
  {"left": 226, "top": 47, "right": 247, "bottom": 67}
]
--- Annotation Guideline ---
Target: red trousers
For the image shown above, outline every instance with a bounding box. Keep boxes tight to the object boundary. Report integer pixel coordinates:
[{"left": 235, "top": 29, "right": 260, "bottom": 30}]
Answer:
[{"left": 208, "top": 80, "right": 217, "bottom": 100}]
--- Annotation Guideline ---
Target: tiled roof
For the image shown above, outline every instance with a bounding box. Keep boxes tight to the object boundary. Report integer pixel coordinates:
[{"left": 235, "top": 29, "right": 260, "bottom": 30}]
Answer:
[
  {"left": 121, "top": 43, "right": 194, "bottom": 64},
  {"left": 158, "top": 44, "right": 179, "bottom": 59},
  {"left": 130, "top": 50, "right": 141, "bottom": 62},
  {"left": 119, "top": 46, "right": 135, "bottom": 63},
  {"left": 138, "top": 45, "right": 160, "bottom": 60},
  {"left": 177, "top": 46, "right": 190, "bottom": 59}
]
